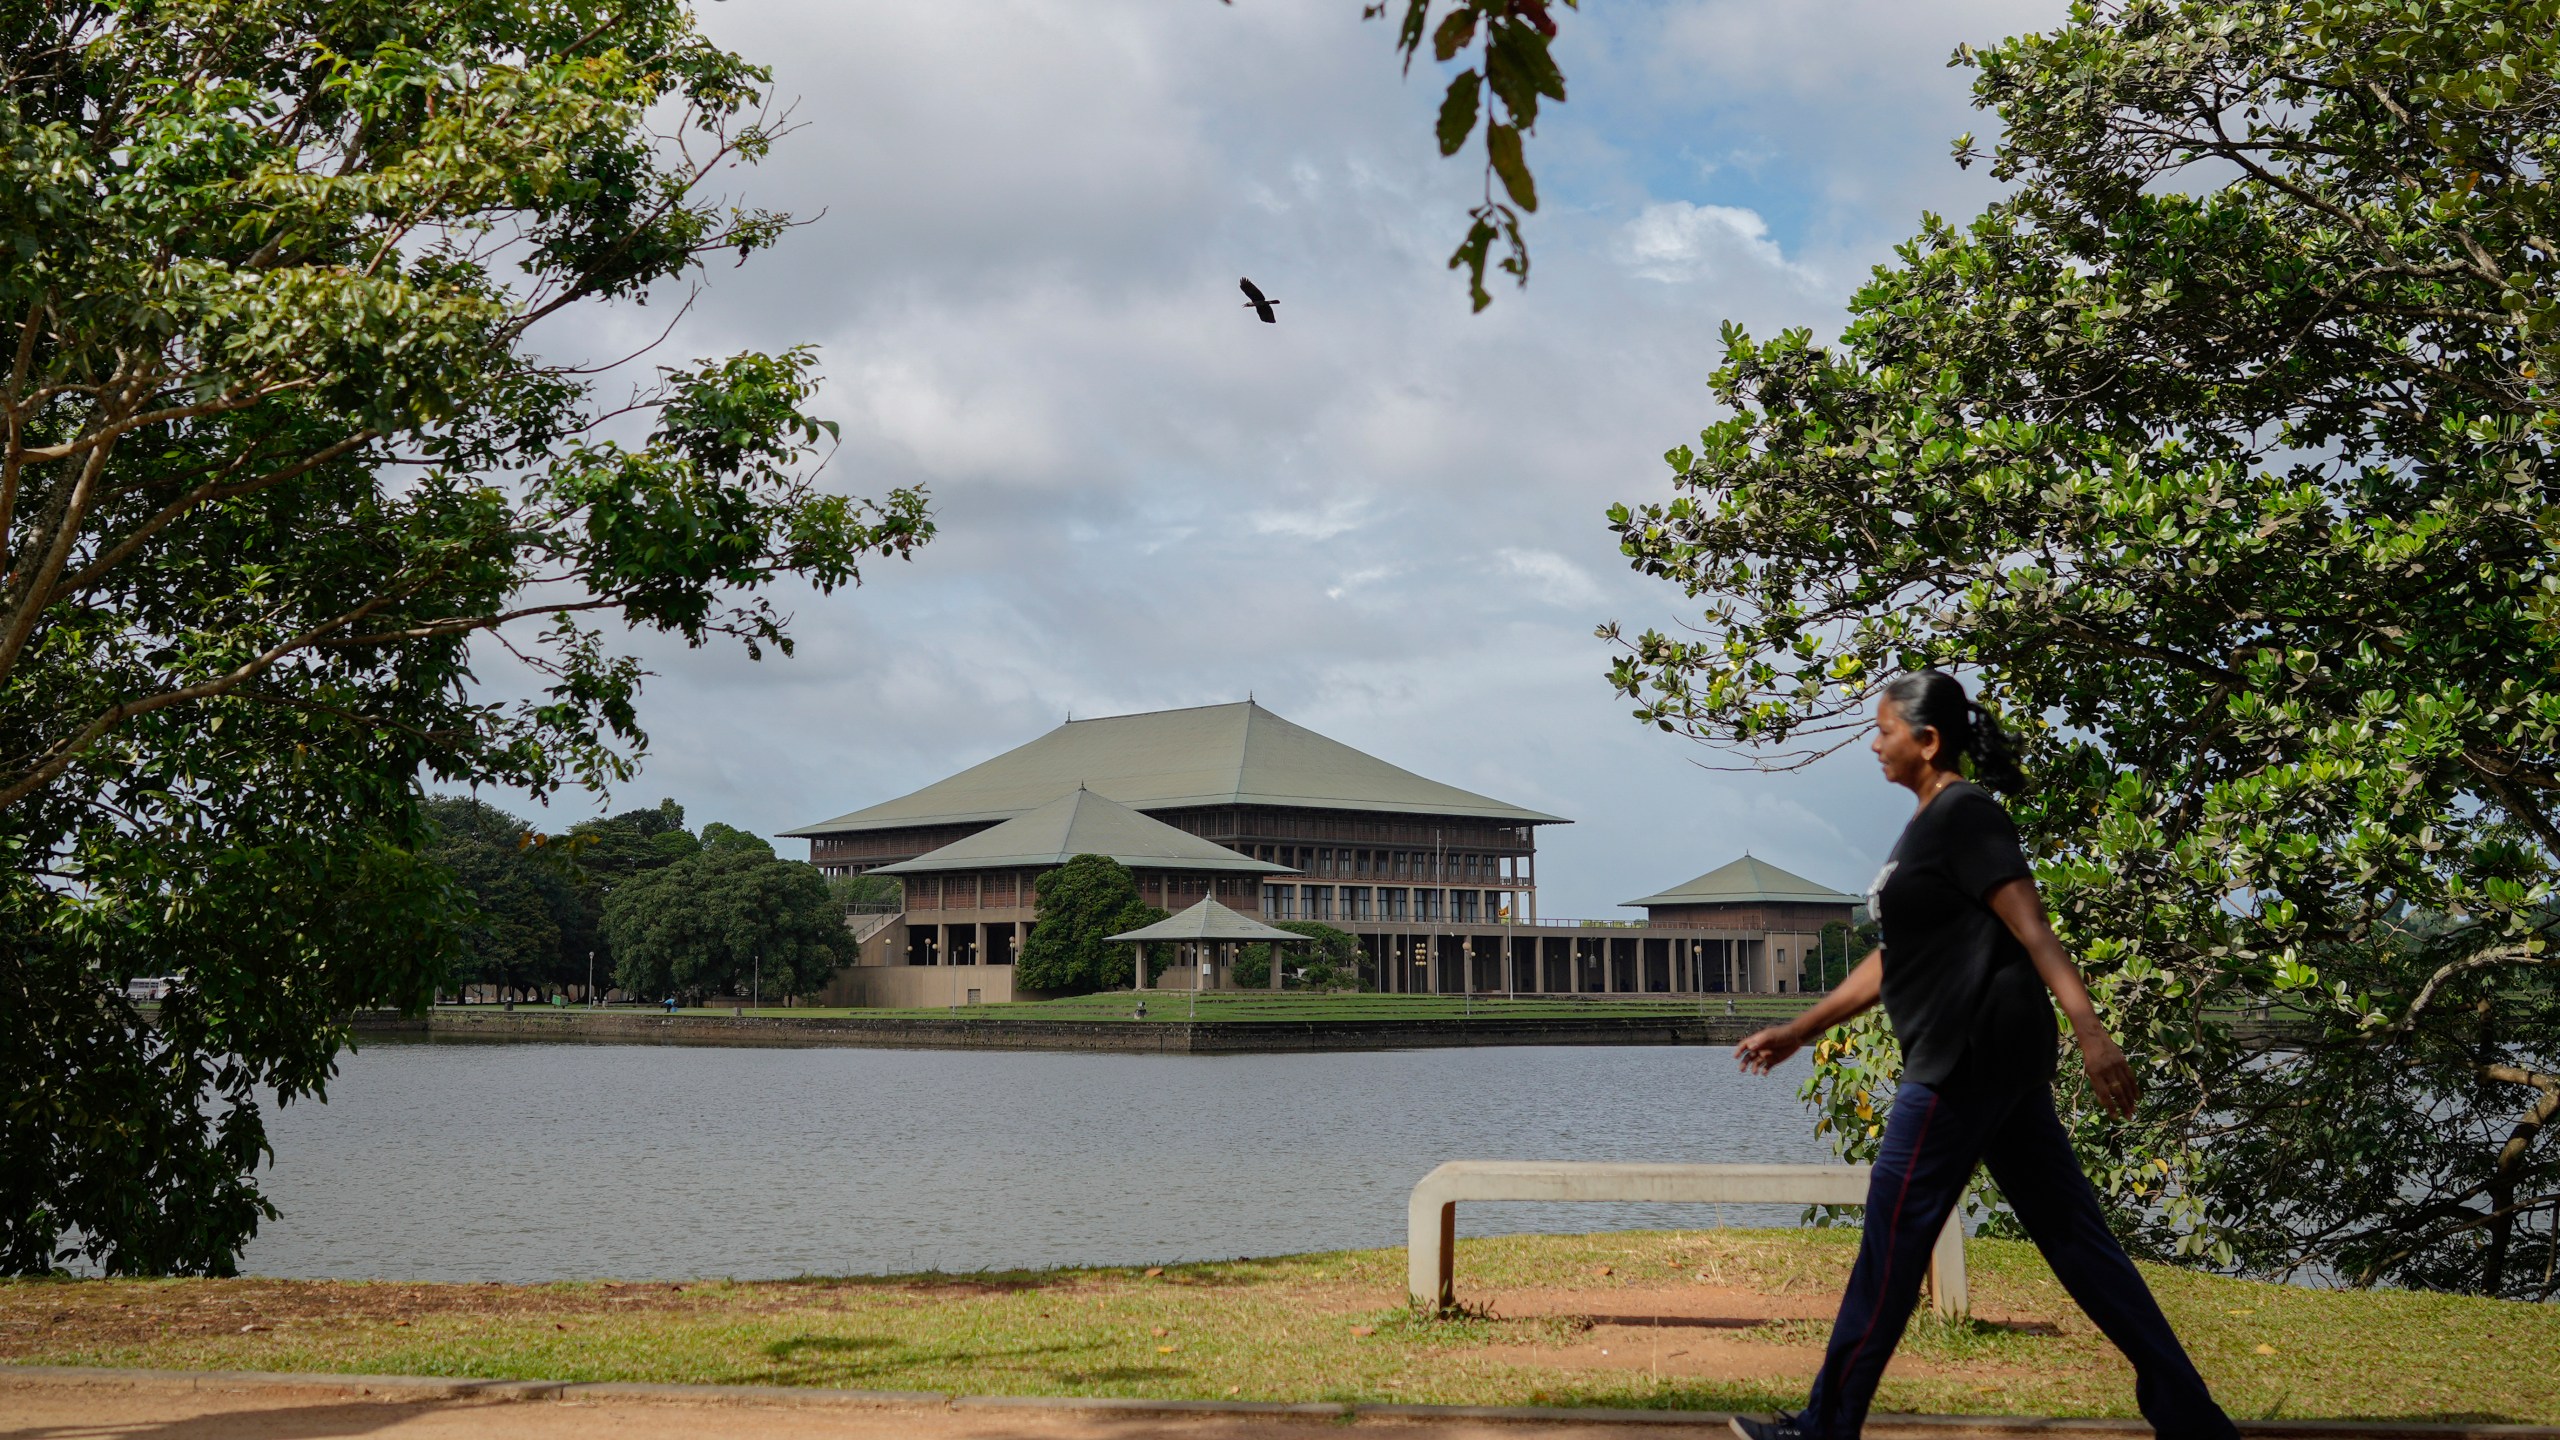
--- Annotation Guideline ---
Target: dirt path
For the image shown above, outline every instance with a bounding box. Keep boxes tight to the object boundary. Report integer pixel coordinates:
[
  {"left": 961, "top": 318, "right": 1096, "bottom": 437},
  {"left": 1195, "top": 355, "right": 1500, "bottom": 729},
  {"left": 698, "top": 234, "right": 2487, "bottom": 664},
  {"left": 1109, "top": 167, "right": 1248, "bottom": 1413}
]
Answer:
[{"left": 0, "top": 1371, "right": 2053, "bottom": 1440}]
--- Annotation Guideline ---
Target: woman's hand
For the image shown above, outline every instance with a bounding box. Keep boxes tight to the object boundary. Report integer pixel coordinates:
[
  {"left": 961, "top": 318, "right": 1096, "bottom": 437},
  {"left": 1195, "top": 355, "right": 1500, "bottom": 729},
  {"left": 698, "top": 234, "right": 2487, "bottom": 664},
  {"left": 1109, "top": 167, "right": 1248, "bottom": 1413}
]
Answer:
[
  {"left": 2078, "top": 1030, "right": 2140, "bottom": 1118},
  {"left": 1730, "top": 950, "right": 1884, "bottom": 1079},
  {"left": 1735, "top": 1026, "right": 1802, "bottom": 1075},
  {"left": 1986, "top": 879, "right": 2142, "bottom": 1121}
]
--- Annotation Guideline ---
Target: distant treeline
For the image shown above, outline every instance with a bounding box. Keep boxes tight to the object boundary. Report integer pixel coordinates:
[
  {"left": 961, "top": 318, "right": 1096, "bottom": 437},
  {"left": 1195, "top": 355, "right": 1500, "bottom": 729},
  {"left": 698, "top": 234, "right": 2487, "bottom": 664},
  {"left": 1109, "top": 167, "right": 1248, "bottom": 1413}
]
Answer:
[{"left": 425, "top": 797, "right": 893, "bottom": 1004}]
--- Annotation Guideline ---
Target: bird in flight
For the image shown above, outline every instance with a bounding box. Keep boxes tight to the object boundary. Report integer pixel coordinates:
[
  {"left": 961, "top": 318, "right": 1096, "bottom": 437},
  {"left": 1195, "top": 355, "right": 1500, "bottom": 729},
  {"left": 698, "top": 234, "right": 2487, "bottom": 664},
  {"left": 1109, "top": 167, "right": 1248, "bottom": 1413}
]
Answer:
[{"left": 1238, "top": 277, "right": 1280, "bottom": 323}]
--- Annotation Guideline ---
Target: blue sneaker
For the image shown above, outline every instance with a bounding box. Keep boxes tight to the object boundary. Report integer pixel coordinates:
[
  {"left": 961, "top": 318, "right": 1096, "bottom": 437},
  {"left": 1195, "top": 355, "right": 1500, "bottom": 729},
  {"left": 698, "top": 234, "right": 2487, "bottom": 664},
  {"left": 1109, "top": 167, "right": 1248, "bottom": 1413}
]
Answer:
[{"left": 1729, "top": 1413, "right": 1809, "bottom": 1440}]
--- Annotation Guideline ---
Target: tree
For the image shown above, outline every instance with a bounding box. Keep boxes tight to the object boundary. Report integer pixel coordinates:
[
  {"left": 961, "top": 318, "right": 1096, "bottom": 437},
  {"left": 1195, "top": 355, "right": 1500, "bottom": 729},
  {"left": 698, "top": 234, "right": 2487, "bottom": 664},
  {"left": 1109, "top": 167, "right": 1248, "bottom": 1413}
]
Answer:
[
  {"left": 1809, "top": 919, "right": 1875, "bottom": 994},
  {"left": 0, "top": 1, "right": 929, "bottom": 1275},
  {"left": 1603, "top": 0, "right": 2560, "bottom": 1296},
  {"left": 554, "top": 799, "right": 698, "bottom": 993},
  {"left": 423, "top": 796, "right": 571, "bottom": 1002},
  {"left": 601, "top": 823, "right": 849, "bottom": 1004},
  {"left": 1233, "top": 921, "right": 1366, "bottom": 990},
  {"left": 1014, "top": 856, "right": 1165, "bottom": 995},
  {"left": 829, "top": 872, "right": 900, "bottom": 914}
]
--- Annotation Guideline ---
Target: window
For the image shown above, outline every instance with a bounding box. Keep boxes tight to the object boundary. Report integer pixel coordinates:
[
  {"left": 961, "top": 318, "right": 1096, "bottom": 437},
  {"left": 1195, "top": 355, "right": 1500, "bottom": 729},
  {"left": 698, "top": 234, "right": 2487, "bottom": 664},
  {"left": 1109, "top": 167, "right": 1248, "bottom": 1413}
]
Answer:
[
  {"left": 1307, "top": 886, "right": 1334, "bottom": 920},
  {"left": 1394, "top": 852, "right": 1410, "bottom": 878},
  {"left": 1344, "top": 887, "right": 1373, "bottom": 920},
  {"left": 1459, "top": 891, "right": 1481, "bottom": 922},
  {"left": 1385, "top": 889, "right": 1409, "bottom": 920}
]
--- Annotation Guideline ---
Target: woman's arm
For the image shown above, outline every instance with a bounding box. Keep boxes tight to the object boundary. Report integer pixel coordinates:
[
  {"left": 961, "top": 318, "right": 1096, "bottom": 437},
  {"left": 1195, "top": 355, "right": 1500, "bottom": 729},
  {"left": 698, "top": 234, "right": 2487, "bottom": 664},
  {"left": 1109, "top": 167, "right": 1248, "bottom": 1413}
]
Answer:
[
  {"left": 1734, "top": 948, "right": 1883, "bottom": 1075},
  {"left": 1985, "top": 876, "right": 2139, "bottom": 1118}
]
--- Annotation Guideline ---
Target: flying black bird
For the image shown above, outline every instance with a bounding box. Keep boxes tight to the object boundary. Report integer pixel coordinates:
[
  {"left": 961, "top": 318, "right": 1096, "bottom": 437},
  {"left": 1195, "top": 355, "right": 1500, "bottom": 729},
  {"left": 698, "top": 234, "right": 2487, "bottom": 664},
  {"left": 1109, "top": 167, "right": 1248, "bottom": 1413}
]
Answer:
[{"left": 1238, "top": 277, "right": 1280, "bottom": 323}]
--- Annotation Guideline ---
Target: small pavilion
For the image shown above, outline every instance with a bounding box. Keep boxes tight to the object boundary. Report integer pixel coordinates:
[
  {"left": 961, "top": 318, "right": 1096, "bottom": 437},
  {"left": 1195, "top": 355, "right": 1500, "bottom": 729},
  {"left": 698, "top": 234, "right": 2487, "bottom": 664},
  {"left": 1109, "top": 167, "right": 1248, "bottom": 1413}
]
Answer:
[
  {"left": 1621, "top": 854, "right": 1859, "bottom": 993},
  {"left": 1109, "top": 896, "right": 1302, "bottom": 992}
]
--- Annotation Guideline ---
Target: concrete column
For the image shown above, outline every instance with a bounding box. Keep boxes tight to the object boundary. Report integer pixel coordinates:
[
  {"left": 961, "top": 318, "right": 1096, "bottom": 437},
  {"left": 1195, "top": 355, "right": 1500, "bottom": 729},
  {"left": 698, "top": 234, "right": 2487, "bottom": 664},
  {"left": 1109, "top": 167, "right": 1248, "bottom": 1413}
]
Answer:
[
  {"left": 1269, "top": 935, "right": 1282, "bottom": 991},
  {"left": 974, "top": 922, "right": 986, "bottom": 969}
]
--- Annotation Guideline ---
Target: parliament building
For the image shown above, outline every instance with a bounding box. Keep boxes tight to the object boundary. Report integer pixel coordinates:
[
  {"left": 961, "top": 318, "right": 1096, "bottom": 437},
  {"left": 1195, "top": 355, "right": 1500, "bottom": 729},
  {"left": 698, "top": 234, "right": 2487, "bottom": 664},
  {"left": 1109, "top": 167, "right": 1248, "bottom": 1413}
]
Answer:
[{"left": 784, "top": 700, "right": 1855, "bottom": 1007}]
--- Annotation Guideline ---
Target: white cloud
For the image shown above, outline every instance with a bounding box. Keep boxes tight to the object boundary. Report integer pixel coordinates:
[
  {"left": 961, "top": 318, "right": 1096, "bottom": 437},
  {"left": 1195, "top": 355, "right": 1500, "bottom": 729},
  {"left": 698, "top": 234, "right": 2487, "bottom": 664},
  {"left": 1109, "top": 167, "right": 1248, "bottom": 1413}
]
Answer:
[
  {"left": 1614, "top": 201, "right": 1816, "bottom": 287},
  {"left": 1250, "top": 496, "right": 1376, "bottom": 542},
  {"left": 452, "top": 0, "right": 2065, "bottom": 913},
  {"left": 1497, "top": 548, "right": 1607, "bottom": 610}
]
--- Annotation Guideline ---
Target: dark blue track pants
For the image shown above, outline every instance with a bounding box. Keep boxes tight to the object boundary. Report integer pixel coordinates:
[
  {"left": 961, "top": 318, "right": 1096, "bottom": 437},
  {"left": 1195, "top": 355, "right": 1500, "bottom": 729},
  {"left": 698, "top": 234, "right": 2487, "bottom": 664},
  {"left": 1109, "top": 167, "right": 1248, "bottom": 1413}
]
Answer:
[{"left": 1800, "top": 1077, "right": 2238, "bottom": 1440}]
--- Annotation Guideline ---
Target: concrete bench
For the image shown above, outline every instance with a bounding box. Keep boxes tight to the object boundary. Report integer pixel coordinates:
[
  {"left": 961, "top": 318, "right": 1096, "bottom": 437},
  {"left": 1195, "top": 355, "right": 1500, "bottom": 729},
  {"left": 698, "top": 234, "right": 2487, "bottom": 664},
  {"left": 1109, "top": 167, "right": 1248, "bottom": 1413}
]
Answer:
[{"left": 1407, "top": 1160, "right": 1966, "bottom": 1318}]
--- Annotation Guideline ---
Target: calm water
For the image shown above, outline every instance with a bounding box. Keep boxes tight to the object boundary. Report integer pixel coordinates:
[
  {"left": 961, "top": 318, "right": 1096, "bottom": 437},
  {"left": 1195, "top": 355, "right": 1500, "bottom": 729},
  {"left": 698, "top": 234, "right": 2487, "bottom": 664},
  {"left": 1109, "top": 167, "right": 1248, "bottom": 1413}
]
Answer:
[{"left": 240, "top": 1041, "right": 1830, "bottom": 1282}]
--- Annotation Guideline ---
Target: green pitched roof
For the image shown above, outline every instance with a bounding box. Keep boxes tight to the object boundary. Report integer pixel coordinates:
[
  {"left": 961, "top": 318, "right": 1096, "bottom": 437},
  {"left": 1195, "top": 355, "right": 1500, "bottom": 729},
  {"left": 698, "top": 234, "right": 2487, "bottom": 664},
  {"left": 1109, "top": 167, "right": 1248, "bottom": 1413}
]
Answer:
[
  {"left": 1622, "top": 854, "right": 1858, "bottom": 909},
  {"left": 785, "top": 701, "right": 1564, "bottom": 837},
  {"left": 1108, "top": 897, "right": 1302, "bottom": 944},
  {"left": 870, "top": 787, "right": 1295, "bottom": 876}
]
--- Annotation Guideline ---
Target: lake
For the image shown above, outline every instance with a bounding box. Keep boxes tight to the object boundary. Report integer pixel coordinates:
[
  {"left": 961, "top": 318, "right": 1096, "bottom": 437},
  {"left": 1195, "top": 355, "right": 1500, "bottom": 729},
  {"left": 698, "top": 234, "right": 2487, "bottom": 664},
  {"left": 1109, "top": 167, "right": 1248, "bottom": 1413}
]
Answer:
[{"left": 240, "top": 1040, "right": 1832, "bottom": 1283}]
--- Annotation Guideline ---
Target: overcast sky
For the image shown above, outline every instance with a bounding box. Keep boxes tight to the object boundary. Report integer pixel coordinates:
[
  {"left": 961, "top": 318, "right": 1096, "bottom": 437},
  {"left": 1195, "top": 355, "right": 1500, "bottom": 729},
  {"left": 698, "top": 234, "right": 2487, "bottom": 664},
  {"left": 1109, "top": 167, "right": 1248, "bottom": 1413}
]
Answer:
[{"left": 485, "top": 0, "right": 2066, "bottom": 918}]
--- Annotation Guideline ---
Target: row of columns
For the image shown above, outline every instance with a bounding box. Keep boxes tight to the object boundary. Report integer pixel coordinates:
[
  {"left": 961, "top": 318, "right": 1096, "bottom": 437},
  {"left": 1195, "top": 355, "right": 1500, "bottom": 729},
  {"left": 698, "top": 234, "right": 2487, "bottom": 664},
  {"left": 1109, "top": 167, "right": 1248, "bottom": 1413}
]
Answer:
[
  {"left": 1362, "top": 932, "right": 1786, "bottom": 995},
  {"left": 1265, "top": 885, "right": 1536, "bottom": 926},
  {"left": 1128, "top": 939, "right": 1295, "bottom": 991},
  {"left": 898, "top": 922, "right": 1807, "bottom": 996},
  {"left": 906, "top": 921, "right": 1028, "bottom": 966}
]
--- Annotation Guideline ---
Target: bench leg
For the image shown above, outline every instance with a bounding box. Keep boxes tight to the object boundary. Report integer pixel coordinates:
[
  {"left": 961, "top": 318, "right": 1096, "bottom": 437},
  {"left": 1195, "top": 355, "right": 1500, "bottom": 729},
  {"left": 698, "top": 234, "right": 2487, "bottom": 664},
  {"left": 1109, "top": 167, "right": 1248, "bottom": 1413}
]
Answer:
[
  {"left": 1928, "top": 1210, "right": 1967, "bottom": 1320},
  {"left": 1407, "top": 1193, "right": 1457, "bottom": 1311},
  {"left": 1439, "top": 1202, "right": 1456, "bottom": 1310}
]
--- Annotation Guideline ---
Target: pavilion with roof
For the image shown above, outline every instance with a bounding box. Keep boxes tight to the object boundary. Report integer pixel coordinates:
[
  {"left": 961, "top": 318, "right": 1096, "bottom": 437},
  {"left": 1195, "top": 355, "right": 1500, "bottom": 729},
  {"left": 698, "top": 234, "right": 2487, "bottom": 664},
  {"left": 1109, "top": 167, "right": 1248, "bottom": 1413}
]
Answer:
[{"left": 1622, "top": 855, "right": 1860, "bottom": 994}]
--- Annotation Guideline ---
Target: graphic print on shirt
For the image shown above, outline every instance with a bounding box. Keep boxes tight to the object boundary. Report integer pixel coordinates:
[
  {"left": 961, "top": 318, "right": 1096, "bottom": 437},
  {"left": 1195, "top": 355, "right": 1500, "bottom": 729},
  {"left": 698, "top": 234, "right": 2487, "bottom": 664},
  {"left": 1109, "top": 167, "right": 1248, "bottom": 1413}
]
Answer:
[{"left": 1865, "top": 861, "right": 1896, "bottom": 924}]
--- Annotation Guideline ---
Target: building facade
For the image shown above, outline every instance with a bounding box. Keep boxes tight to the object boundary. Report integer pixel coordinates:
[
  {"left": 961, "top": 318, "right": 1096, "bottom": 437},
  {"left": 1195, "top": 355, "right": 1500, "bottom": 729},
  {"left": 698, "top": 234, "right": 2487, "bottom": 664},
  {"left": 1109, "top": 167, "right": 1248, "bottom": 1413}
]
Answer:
[{"left": 788, "top": 700, "right": 1854, "bottom": 1005}]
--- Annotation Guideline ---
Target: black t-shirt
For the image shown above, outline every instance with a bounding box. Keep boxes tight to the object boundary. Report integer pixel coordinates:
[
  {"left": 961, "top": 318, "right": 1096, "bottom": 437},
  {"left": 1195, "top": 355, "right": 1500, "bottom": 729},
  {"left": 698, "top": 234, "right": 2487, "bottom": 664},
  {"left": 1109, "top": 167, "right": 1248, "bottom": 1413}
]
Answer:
[{"left": 1867, "top": 780, "right": 2054, "bottom": 1088}]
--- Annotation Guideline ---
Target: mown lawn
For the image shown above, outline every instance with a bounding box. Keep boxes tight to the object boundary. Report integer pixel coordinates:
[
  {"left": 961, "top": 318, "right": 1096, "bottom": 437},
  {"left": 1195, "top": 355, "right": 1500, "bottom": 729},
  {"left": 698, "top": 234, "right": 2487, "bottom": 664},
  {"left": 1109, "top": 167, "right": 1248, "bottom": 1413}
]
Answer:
[{"left": 3, "top": 1229, "right": 2546, "bottom": 1423}]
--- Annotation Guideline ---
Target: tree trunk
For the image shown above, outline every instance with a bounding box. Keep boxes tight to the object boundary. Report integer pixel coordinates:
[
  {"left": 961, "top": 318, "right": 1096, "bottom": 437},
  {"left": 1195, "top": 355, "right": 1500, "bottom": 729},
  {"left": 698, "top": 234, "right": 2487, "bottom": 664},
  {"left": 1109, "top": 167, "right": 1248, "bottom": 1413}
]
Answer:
[{"left": 2484, "top": 1063, "right": 2560, "bottom": 1295}]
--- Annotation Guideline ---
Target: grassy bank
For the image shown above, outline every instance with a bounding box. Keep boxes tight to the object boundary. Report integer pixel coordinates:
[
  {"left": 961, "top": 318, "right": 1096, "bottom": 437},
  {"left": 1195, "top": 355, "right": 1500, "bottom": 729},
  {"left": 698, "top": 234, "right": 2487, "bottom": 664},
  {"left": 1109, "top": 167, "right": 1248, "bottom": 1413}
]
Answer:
[{"left": 4, "top": 1229, "right": 2545, "bottom": 1422}]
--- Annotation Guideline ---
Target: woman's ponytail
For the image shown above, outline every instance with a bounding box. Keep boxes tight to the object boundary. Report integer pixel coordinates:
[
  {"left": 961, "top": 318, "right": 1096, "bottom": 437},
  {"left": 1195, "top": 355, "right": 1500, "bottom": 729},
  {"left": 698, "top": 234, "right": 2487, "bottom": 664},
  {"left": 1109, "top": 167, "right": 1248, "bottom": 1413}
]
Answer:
[
  {"left": 1959, "top": 696, "right": 2025, "bottom": 794},
  {"left": 1880, "top": 669, "right": 2026, "bottom": 794}
]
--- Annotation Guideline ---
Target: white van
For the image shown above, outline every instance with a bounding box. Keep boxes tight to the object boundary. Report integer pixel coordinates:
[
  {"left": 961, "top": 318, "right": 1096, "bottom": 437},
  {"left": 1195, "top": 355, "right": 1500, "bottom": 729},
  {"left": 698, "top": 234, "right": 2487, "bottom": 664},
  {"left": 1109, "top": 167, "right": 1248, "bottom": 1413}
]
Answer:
[{"left": 123, "top": 976, "right": 181, "bottom": 1001}]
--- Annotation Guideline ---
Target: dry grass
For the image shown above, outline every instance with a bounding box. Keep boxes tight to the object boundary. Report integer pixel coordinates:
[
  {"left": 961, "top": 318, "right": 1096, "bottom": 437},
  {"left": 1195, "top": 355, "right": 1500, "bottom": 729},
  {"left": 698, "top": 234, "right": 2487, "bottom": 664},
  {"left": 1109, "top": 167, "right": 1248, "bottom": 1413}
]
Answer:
[{"left": 3, "top": 1229, "right": 2547, "bottom": 1423}]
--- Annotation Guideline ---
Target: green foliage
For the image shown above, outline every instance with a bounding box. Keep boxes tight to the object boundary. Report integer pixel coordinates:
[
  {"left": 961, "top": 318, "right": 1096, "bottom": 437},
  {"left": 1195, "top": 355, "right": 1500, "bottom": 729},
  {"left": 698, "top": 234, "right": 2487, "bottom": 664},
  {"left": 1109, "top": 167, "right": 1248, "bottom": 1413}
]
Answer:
[
  {"left": 1809, "top": 920, "right": 1874, "bottom": 992},
  {"left": 423, "top": 795, "right": 699, "bottom": 999},
  {"left": 1014, "top": 855, "right": 1165, "bottom": 995},
  {"left": 1605, "top": 0, "right": 2560, "bottom": 1297},
  {"left": 424, "top": 797, "right": 570, "bottom": 1000},
  {"left": 601, "top": 824, "right": 850, "bottom": 1003},
  {"left": 0, "top": 1, "right": 929, "bottom": 1275},
  {"left": 1233, "top": 921, "right": 1367, "bottom": 990},
  {"left": 829, "top": 872, "right": 901, "bottom": 913},
  {"left": 1367, "top": 0, "right": 1575, "bottom": 310},
  {"left": 551, "top": 799, "right": 698, "bottom": 984}
]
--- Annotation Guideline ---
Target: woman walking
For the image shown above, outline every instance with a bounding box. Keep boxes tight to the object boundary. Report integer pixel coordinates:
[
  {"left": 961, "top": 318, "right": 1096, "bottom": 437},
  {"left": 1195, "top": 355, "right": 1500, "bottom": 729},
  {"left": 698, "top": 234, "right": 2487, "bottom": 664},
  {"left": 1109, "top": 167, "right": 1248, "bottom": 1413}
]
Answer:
[{"left": 1728, "top": 671, "right": 2236, "bottom": 1440}]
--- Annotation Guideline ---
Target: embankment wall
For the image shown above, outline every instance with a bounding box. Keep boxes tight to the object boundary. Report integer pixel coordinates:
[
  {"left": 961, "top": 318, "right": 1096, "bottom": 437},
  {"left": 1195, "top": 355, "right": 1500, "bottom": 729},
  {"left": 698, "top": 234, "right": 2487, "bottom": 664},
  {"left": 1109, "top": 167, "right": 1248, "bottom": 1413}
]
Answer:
[{"left": 354, "top": 1008, "right": 1760, "bottom": 1053}]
